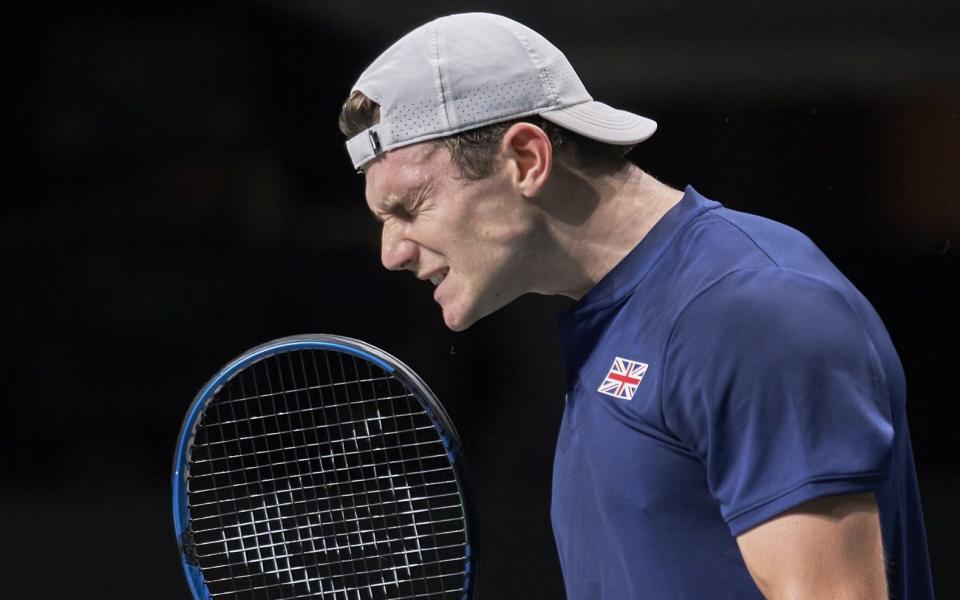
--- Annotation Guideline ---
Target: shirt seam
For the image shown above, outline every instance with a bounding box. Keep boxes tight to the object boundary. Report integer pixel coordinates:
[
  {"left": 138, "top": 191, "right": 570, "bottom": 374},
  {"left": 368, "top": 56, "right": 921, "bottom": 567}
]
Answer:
[
  {"left": 657, "top": 266, "right": 758, "bottom": 443},
  {"left": 655, "top": 213, "right": 791, "bottom": 440},
  {"left": 710, "top": 211, "right": 783, "bottom": 267}
]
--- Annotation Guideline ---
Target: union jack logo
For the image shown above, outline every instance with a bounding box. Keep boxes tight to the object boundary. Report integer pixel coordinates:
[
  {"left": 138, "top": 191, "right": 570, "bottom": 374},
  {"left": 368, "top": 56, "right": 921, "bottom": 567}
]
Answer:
[{"left": 597, "top": 357, "right": 648, "bottom": 401}]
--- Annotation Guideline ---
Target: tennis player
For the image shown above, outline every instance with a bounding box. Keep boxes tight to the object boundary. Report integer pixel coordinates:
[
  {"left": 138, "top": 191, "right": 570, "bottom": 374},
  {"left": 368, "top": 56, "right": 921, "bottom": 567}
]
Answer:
[{"left": 339, "top": 13, "right": 934, "bottom": 599}]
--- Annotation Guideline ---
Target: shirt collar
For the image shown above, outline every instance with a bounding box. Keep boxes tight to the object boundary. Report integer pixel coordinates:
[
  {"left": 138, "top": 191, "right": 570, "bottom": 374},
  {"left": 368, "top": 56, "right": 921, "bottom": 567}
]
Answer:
[{"left": 565, "top": 185, "right": 719, "bottom": 317}]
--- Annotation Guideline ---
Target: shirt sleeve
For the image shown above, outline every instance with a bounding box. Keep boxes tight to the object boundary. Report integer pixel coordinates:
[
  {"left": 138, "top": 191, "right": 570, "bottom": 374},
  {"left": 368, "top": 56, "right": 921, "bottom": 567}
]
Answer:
[{"left": 662, "top": 268, "right": 895, "bottom": 536}]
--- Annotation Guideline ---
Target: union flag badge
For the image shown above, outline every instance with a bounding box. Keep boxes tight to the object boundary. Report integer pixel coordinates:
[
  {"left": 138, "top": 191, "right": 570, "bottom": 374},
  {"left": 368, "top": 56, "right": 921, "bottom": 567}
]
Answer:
[{"left": 597, "top": 357, "right": 648, "bottom": 401}]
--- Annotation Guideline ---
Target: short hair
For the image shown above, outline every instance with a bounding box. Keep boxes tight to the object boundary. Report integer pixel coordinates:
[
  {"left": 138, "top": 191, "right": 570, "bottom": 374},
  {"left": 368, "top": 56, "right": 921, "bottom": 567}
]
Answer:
[{"left": 338, "top": 91, "right": 628, "bottom": 180}]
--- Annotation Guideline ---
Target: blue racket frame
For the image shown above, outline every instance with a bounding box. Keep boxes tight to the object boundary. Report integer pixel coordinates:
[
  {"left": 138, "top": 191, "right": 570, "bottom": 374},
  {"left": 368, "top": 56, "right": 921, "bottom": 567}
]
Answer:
[{"left": 171, "top": 334, "right": 477, "bottom": 600}]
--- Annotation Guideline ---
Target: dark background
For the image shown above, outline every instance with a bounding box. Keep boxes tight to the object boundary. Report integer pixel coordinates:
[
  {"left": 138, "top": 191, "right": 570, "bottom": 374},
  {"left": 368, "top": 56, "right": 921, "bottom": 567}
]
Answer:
[{"left": 6, "top": 1, "right": 958, "bottom": 597}]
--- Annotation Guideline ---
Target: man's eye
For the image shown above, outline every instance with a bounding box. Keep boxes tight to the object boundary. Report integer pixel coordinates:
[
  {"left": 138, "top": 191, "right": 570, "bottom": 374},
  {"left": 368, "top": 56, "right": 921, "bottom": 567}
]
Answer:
[{"left": 391, "top": 206, "right": 414, "bottom": 221}]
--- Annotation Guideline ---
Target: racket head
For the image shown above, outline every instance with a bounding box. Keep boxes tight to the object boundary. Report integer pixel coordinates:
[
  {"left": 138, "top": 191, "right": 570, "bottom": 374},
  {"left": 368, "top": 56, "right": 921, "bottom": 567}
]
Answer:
[{"left": 172, "top": 334, "right": 477, "bottom": 599}]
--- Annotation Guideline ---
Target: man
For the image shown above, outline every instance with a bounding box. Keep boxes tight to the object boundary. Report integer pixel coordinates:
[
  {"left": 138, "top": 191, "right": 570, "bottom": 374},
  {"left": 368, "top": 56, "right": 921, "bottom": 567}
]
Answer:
[{"left": 339, "top": 12, "right": 934, "bottom": 599}]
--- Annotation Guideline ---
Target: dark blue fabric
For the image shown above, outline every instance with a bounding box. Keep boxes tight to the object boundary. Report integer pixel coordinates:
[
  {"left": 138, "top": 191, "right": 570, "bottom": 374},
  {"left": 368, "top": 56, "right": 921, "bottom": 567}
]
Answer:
[{"left": 551, "top": 186, "right": 933, "bottom": 599}]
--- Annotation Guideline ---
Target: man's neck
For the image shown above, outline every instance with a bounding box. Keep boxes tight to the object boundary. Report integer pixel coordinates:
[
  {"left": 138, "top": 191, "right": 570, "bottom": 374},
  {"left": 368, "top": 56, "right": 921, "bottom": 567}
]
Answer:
[{"left": 531, "top": 162, "right": 684, "bottom": 300}]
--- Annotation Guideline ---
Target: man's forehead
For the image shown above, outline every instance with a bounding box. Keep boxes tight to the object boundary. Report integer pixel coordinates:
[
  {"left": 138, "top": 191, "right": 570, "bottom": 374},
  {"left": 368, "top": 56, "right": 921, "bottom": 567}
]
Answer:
[
  {"left": 366, "top": 143, "right": 446, "bottom": 194},
  {"left": 372, "top": 142, "right": 442, "bottom": 172}
]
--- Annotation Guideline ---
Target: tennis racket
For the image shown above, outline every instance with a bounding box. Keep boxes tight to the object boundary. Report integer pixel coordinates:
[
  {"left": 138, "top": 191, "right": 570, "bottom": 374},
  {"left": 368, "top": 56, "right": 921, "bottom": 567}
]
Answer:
[{"left": 172, "top": 334, "right": 478, "bottom": 600}]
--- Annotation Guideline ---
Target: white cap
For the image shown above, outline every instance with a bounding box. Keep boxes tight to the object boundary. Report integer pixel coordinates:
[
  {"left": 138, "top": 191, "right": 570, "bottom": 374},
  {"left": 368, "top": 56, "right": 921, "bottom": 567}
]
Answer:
[{"left": 345, "top": 12, "right": 657, "bottom": 170}]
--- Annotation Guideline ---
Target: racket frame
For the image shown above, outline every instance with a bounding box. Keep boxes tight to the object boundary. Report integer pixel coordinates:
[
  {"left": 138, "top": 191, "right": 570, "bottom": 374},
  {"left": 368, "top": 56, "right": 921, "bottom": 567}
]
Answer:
[{"left": 172, "top": 334, "right": 478, "bottom": 600}]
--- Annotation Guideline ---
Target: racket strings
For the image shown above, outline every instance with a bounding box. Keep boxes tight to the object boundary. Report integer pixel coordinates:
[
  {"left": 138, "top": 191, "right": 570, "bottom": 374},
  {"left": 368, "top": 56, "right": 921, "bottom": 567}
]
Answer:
[
  {"left": 187, "top": 349, "right": 469, "bottom": 599},
  {"left": 373, "top": 370, "right": 452, "bottom": 599}
]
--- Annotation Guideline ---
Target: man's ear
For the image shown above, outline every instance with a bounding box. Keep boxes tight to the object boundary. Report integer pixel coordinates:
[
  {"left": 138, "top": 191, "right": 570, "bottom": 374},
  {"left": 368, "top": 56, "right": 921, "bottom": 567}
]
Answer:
[{"left": 501, "top": 122, "right": 552, "bottom": 198}]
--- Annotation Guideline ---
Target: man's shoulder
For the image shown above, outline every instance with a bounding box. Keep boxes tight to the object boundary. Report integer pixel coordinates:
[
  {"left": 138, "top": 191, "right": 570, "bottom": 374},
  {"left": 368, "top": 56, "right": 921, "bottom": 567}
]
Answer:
[
  {"left": 684, "top": 203, "right": 821, "bottom": 269},
  {"left": 650, "top": 199, "right": 846, "bottom": 318}
]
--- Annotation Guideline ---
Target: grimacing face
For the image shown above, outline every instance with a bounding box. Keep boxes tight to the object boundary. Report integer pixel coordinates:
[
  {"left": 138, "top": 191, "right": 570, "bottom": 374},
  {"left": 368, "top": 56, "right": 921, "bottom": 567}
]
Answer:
[{"left": 363, "top": 142, "right": 536, "bottom": 331}]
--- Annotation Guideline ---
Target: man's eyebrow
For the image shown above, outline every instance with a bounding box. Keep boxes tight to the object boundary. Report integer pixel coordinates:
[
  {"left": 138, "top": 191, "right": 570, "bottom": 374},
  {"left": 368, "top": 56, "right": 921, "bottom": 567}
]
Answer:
[{"left": 367, "top": 187, "right": 423, "bottom": 224}]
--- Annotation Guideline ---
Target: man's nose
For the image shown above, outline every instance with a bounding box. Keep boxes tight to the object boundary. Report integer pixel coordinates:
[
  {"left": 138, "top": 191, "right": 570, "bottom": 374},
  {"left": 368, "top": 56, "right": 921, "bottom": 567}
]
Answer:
[{"left": 381, "top": 230, "right": 418, "bottom": 272}]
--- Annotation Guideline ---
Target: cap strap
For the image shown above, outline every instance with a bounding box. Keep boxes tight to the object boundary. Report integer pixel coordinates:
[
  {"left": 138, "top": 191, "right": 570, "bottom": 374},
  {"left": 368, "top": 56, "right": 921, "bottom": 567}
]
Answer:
[{"left": 346, "top": 125, "right": 387, "bottom": 170}]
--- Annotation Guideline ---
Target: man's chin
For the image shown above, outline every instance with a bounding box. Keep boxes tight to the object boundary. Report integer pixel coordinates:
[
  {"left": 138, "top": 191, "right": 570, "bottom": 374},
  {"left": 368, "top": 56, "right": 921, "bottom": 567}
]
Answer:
[
  {"left": 441, "top": 303, "right": 481, "bottom": 332},
  {"left": 442, "top": 311, "right": 473, "bottom": 332},
  {"left": 441, "top": 293, "right": 517, "bottom": 331}
]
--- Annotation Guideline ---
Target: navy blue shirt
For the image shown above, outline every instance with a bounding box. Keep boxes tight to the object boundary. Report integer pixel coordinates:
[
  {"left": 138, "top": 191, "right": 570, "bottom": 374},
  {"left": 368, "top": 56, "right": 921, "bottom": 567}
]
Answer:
[{"left": 551, "top": 187, "right": 933, "bottom": 599}]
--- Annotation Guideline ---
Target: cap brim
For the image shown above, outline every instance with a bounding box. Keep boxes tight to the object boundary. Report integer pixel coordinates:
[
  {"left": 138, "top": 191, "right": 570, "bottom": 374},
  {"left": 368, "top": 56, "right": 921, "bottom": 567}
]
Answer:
[{"left": 540, "top": 101, "right": 657, "bottom": 146}]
